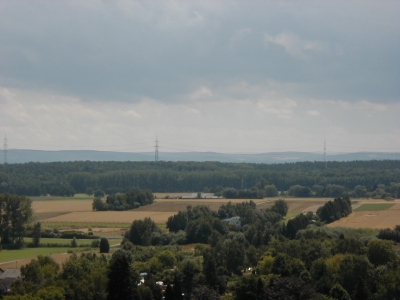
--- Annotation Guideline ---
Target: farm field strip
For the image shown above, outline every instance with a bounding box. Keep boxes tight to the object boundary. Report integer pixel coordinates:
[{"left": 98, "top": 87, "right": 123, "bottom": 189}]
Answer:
[
  {"left": 42, "top": 211, "right": 178, "bottom": 224},
  {"left": 37, "top": 238, "right": 122, "bottom": 246},
  {"left": 41, "top": 222, "right": 131, "bottom": 229},
  {"left": 328, "top": 201, "right": 399, "bottom": 229},
  {"left": 32, "top": 200, "right": 93, "bottom": 213},
  {"left": 0, "top": 247, "right": 73, "bottom": 264},
  {"left": 354, "top": 203, "right": 395, "bottom": 211}
]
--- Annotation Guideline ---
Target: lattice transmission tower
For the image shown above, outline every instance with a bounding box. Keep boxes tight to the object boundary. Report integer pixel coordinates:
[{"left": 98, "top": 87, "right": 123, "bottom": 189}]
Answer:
[{"left": 155, "top": 136, "right": 159, "bottom": 162}]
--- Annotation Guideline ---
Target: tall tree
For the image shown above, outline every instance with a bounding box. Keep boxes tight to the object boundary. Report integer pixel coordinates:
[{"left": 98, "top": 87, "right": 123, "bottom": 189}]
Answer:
[
  {"left": 32, "top": 222, "right": 41, "bottom": 247},
  {"left": 107, "top": 250, "right": 137, "bottom": 300},
  {"left": 0, "top": 194, "right": 33, "bottom": 244}
]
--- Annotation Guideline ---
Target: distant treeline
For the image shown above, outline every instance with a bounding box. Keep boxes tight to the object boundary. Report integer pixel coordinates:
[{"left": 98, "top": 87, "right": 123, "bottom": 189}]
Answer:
[
  {"left": 0, "top": 160, "right": 398, "bottom": 197},
  {"left": 92, "top": 188, "right": 154, "bottom": 211}
]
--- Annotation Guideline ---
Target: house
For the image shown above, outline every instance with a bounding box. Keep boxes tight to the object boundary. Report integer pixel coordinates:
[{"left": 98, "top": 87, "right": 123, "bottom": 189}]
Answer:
[
  {"left": 181, "top": 193, "right": 221, "bottom": 199},
  {"left": 222, "top": 216, "right": 241, "bottom": 228},
  {"left": 0, "top": 269, "right": 21, "bottom": 295}
]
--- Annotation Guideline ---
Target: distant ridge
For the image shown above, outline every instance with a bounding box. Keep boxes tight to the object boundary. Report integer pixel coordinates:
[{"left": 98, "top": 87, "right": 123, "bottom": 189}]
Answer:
[{"left": 1, "top": 149, "right": 399, "bottom": 164}]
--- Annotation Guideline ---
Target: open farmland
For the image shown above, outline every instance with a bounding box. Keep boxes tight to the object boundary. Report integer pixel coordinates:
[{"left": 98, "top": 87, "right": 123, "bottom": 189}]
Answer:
[
  {"left": 328, "top": 201, "right": 400, "bottom": 229},
  {"left": 34, "top": 197, "right": 333, "bottom": 225},
  {"left": 32, "top": 196, "right": 399, "bottom": 229}
]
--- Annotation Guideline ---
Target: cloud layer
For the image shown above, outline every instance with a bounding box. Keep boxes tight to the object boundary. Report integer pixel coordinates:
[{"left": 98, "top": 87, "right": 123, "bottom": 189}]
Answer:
[{"left": 0, "top": 1, "right": 399, "bottom": 153}]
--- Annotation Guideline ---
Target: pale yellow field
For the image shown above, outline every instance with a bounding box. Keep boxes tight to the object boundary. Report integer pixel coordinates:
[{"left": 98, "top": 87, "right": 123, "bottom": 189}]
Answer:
[
  {"left": 33, "top": 197, "right": 398, "bottom": 228},
  {"left": 328, "top": 200, "right": 400, "bottom": 229},
  {"left": 32, "top": 200, "right": 93, "bottom": 213},
  {"left": 42, "top": 211, "right": 178, "bottom": 224}
]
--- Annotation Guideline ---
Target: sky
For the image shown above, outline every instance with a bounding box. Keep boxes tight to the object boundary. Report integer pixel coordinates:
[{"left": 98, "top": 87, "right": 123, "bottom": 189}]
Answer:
[{"left": 0, "top": 1, "right": 399, "bottom": 154}]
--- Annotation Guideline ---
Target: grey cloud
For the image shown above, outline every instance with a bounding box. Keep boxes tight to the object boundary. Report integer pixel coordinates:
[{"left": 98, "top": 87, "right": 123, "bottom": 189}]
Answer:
[{"left": 0, "top": 1, "right": 398, "bottom": 103}]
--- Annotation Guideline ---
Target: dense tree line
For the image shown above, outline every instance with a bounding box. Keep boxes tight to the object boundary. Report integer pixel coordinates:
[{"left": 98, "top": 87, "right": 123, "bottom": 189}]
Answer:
[
  {"left": 92, "top": 189, "right": 154, "bottom": 211},
  {"left": 0, "top": 160, "right": 398, "bottom": 197},
  {"left": 316, "top": 196, "right": 352, "bottom": 224},
  {"left": 0, "top": 194, "right": 33, "bottom": 245}
]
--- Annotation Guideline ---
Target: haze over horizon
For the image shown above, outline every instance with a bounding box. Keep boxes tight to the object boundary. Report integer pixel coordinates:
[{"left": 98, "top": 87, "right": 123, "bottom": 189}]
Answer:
[{"left": 1, "top": 1, "right": 399, "bottom": 154}]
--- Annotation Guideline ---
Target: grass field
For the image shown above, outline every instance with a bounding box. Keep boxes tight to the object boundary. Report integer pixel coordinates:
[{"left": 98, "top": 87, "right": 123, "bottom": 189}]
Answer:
[
  {"left": 41, "top": 222, "right": 131, "bottom": 229},
  {"left": 354, "top": 203, "right": 395, "bottom": 211},
  {"left": 283, "top": 212, "right": 300, "bottom": 220},
  {"left": 38, "top": 238, "right": 121, "bottom": 246},
  {"left": 0, "top": 247, "right": 72, "bottom": 263}
]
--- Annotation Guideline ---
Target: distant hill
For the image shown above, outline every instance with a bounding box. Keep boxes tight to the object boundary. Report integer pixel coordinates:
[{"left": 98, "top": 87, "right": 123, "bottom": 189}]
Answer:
[{"left": 1, "top": 149, "right": 399, "bottom": 164}]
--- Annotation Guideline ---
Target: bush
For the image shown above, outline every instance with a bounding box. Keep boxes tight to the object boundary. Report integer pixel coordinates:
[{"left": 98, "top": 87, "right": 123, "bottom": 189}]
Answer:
[
  {"left": 91, "top": 239, "right": 101, "bottom": 248},
  {"left": 100, "top": 238, "right": 110, "bottom": 253},
  {"left": 71, "top": 237, "right": 78, "bottom": 247}
]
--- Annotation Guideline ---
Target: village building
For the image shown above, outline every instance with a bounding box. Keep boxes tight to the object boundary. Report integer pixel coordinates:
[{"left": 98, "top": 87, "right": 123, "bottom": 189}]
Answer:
[{"left": 222, "top": 216, "right": 241, "bottom": 228}]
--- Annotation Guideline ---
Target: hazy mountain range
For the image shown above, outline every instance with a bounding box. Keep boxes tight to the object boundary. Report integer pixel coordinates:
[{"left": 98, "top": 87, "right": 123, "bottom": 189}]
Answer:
[{"left": 1, "top": 149, "right": 398, "bottom": 164}]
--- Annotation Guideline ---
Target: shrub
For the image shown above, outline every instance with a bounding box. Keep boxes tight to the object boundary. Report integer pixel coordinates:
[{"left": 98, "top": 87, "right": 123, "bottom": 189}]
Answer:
[
  {"left": 100, "top": 238, "right": 110, "bottom": 253},
  {"left": 71, "top": 237, "right": 78, "bottom": 248}
]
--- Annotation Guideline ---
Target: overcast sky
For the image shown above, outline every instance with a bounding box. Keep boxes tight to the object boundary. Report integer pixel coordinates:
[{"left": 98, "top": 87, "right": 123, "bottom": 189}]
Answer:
[{"left": 1, "top": 1, "right": 399, "bottom": 154}]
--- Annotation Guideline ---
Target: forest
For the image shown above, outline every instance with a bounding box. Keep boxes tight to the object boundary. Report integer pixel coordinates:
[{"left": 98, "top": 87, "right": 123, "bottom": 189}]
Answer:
[{"left": 0, "top": 160, "right": 399, "bottom": 198}]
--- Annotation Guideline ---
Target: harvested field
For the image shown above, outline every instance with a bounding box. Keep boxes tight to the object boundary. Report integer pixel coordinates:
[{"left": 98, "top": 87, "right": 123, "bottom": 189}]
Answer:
[
  {"left": 42, "top": 211, "right": 178, "bottom": 224},
  {"left": 34, "top": 197, "right": 385, "bottom": 226},
  {"left": 32, "top": 200, "right": 93, "bottom": 213},
  {"left": 328, "top": 200, "right": 400, "bottom": 229},
  {"left": 355, "top": 203, "right": 395, "bottom": 211}
]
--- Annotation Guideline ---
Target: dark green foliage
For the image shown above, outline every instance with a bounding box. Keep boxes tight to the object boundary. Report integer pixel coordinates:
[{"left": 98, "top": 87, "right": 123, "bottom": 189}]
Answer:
[
  {"left": 32, "top": 222, "right": 41, "bottom": 247},
  {"left": 186, "top": 217, "right": 226, "bottom": 243},
  {"left": 181, "top": 260, "right": 198, "bottom": 297},
  {"left": 2, "top": 160, "right": 398, "bottom": 197},
  {"left": 270, "top": 199, "right": 288, "bottom": 217},
  {"left": 202, "top": 248, "right": 218, "bottom": 288},
  {"left": 164, "top": 284, "right": 174, "bottom": 300},
  {"left": 128, "top": 218, "right": 160, "bottom": 246},
  {"left": 166, "top": 211, "right": 188, "bottom": 232},
  {"left": 337, "top": 255, "right": 372, "bottom": 297},
  {"left": 264, "top": 277, "right": 319, "bottom": 300},
  {"left": 173, "top": 273, "right": 184, "bottom": 300},
  {"left": 222, "top": 239, "right": 246, "bottom": 274},
  {"left": 332, "top": 236, "right": 366, "bottom": 255},
  {"left": 285, "top": 213, "right": 309, "bottom": 239},
  {"left": 60, "top": 252, "right": 108, "bottom": 300},
  {"left": 264, "top": 184, "right": 278, "bottom": 197},
  {"left": 143, "top": 279, "right": 163, "bottom": 300},
  {"left": 316, "top": 196, "right": 352, "bottom": 224},
  {"left": 93, "top": 188, "right": 154, "bottom": 211},
  {"left": 329, "top": 283, "right": 351, "bottom": 300},
  {"left": 0, "top": 193, "right": 33, "bottom": 244},
  {"left": 234, "top": 275, "right": 263, "bottom": 300},
  {"left": 107, "top": 250, "right": 137, "bottom": 300},
  {"left": 271, "top": 253, "right": 306, "bottom": 277},
  {"left": 223, "top": 188, "right": 261, "bottom": 199},
  {"left": 192, "top": 286, "right": 220, "bottom": 300},
  {"left": 71, "top": 236, "right": 78, "bottom": 247},
  {"left": 100, "top": 237, "right": 110, "bottom": 253},
  {"left": 288, "top": 185, "right": 312, "bottom": 197},
  {"left": 94, "top": 189, "right": 105, "bottom": 198},
  {"left": 367, "top": 239, "right": 397, "bottom": 266},
  {"left": 377, "top": 227, "right": 400, "bottom": 242}
]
